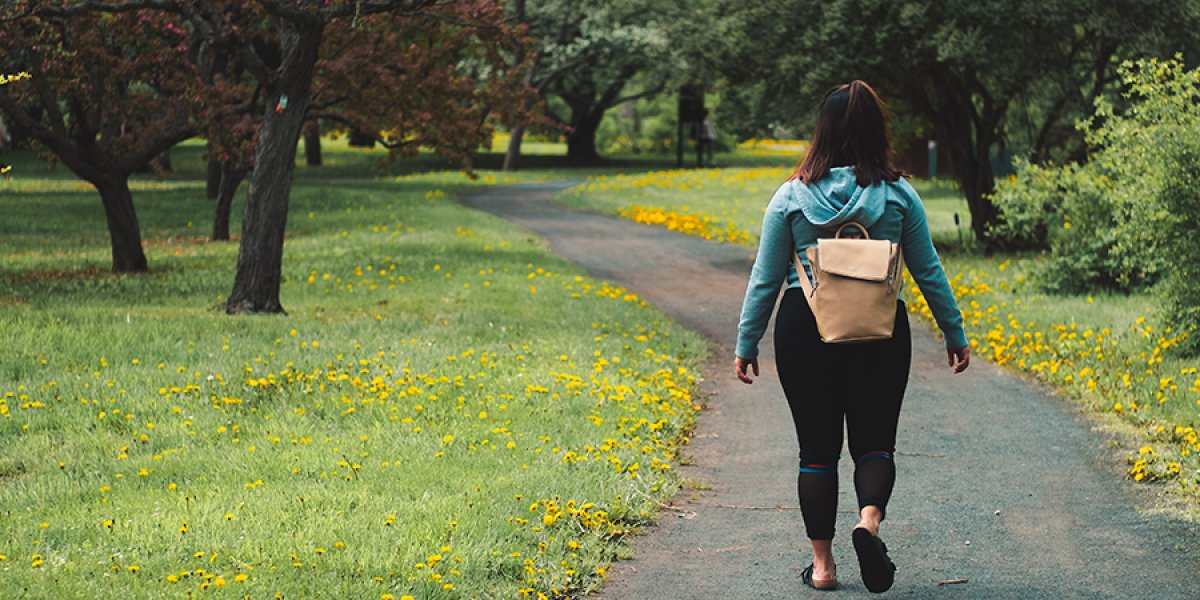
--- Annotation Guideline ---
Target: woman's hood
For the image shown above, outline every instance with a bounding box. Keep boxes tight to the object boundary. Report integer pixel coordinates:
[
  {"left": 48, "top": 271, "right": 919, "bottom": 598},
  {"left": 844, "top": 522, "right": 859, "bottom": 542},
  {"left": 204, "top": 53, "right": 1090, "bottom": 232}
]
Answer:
[{"left": 793, "top": 166, "right": 889, "bottom": 229}]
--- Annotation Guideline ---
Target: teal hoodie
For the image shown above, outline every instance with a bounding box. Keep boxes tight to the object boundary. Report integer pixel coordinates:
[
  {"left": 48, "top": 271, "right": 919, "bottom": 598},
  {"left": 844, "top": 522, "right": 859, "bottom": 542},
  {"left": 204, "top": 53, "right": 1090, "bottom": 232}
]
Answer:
[{"left": 735, "top": 167, "right": 968, "bottom": 359}]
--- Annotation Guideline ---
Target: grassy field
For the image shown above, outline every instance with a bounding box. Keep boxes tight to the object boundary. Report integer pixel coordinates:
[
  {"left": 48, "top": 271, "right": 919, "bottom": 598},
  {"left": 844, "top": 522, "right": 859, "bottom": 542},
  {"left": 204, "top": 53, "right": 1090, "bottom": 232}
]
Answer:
[
  {"left": 0, "top": 143, "right": 709, "bottom": 597},
  {"left": 555, "top": 168, "right": 1200, "bottom": 513}
]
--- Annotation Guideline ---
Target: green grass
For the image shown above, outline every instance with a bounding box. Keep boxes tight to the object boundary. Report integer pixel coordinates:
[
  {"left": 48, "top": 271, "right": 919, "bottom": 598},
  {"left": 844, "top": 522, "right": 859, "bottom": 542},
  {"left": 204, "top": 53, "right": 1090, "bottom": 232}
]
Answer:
[
  {"left": 0, "top": 145, "right": 709, "bottom": 597},
  {"left": 555, "top": 167, "right": 1200, "bottom": 514}
]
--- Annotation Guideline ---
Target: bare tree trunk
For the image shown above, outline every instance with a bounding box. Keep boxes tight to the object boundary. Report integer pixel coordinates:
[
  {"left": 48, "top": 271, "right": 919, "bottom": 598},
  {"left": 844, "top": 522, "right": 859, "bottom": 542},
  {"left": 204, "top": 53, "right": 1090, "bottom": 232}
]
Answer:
[
  {"left": 503, "top": 126, "right": 525, "bottom": 171},
  {"left": 941, "top": 130, "right": 999, "bottom": 246},
  {"left": 502, "top": 0, "right": 529, "bottom": 172},
  {"left": 928, "top": 99, "right": 1002, "bottom": 248},
  {"left": 623, "top": 101, "right": 641, "bottom": 153},
  {"left": 224, "top": 19, "right": 322, "bottom": 314},
  {"left": 347, "top": 128, "right": 375, "bottom": 148},
  {"left": 962, "top": 161, "right": 999, "bottom": 245},
  {"left": 566, "top": 103, "right": 602, "bottom": 164},
  {"left": 303, "top": 121, "right": 322, "bottom": 166},
  {"left": 212, "top": 160, "right": 248, "bottom": 241},
  {"left": 94, "top": 176, "right": 149, "bottom": 272},
  {"left": 206, "top": 158, "right": 221, "bottom": 200}
]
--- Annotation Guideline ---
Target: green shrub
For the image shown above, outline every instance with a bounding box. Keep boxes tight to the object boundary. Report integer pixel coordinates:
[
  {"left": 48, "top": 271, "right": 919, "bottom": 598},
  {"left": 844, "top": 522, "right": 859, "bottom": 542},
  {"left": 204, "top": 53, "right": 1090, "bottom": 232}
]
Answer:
[
  {"left": 1098, "top": 57, "right": 1200, "bottom": 353},
  {"left": 992, "top": 156, "right": 1163, "bottom": 293},
  {"left": 989, "top": 160, "right": 1059, "bottom": 251},
  {"left": 995, "top": 56, "right": 1200, "bottom": 351}
]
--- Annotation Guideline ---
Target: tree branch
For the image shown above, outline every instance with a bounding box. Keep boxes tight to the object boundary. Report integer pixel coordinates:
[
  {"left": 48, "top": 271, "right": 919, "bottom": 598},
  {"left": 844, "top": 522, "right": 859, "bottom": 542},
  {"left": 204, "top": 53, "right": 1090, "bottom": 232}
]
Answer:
[
  {"left": 0, "top": 92, "right": 72, "bottom": 155},
  {"left": 121, "top": 113, "right": 196, "bottom": 172},
  {"left": 309, "top": 94, "right": 351, "bottom": 112},
  {"left": 609, "top": 80, "right": 667, "bottom": 109},
  {"left": 532, "top": 53, "right": 587, "bottom": 92}
]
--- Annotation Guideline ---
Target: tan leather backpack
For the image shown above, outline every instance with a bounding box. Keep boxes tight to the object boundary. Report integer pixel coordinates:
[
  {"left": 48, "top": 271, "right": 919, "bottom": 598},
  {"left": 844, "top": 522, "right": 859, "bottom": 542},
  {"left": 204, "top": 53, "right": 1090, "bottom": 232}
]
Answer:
[{"left": 794, "top": 222, "right": 903, "bottom": 343}]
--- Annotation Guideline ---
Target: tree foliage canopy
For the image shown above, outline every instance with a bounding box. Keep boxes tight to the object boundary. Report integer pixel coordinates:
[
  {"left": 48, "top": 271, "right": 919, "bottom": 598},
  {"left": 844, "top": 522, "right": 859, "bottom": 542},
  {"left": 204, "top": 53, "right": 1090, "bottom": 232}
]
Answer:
[
  {"left": 516, "top": 0, "right": 694, "bottom": 162},
  {"left": 712, "top": 0, "right": 1200, "bottom": 243}
]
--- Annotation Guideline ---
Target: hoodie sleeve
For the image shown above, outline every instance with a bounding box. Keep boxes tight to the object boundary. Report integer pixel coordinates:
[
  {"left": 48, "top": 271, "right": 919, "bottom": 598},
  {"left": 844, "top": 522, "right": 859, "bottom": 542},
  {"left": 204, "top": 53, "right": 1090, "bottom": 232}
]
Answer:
[
  {"left": 735, "top": 184, "right": 795, "bottom": 360},
  {"left": 899, "top": 187, "right": 969, "bottom": 351}
]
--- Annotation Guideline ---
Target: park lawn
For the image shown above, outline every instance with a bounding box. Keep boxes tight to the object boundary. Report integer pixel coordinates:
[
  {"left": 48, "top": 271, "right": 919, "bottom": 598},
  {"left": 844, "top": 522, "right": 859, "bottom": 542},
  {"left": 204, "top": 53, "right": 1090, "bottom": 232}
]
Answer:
[
  {"left": 557, "top": 167, "right": 1200, "bottom": 514},
  {"left": 0, "top": 149, "right": 708, "bottom": 597}
]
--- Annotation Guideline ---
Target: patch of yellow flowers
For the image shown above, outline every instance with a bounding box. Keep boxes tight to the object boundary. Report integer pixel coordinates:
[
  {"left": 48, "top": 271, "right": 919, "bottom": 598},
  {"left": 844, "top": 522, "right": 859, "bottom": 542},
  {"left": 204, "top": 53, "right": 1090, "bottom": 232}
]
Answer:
[
  {"left": 0, "top": 71, "right": 31, "bottom": 86},
  {"left": 619, "top": 205, "right": 750, "bottom": 244}
]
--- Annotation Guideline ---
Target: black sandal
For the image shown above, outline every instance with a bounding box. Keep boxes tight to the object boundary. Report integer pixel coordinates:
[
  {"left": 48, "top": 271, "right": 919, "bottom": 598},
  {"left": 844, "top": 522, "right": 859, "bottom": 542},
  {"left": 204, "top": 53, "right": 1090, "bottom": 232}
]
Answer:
[
  {"left": 852, "top": 527, "right": 896, "bottom": 593},
  {"left": 801, "top": 563, "right": 838, "bottom": 590}
]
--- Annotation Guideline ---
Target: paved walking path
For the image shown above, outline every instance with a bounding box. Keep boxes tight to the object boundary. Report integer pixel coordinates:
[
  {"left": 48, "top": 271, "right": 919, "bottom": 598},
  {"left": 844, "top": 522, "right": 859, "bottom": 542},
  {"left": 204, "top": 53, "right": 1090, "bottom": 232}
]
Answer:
[{"left": 461, "top": 183, "right": 1199, "bottom": 599}]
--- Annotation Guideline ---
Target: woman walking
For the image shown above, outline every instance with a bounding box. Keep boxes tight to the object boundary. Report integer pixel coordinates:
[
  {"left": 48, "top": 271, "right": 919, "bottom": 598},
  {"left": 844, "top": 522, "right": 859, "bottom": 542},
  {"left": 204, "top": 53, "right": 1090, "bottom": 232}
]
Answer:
[{"left": 733, "top": 80, "right": 970, "bottom": 593}]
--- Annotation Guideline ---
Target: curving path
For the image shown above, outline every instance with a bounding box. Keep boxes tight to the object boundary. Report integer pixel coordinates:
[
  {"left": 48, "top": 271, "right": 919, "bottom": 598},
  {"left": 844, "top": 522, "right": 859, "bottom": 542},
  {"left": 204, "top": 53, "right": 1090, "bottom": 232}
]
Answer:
[{"left": 460, "top": 183, "right": 1199, "bottom": 599}]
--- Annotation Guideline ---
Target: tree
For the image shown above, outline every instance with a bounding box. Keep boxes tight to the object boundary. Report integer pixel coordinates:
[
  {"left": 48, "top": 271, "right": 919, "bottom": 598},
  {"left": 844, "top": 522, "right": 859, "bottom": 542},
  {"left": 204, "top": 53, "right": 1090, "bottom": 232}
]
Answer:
[
  {"left": 507, "top": 0, "right": 686, "bottom": 165},
  {"left": 192, "top": 34, "right": 260, "bottom": 242},
  {"left": 27, "top": 0, "right": 534, "bottom": 314},
  {"left": 312, "top": 4, "right": 535, "bottom": 163},
  {"left": 715, "top": 0, "right": 1200, "bottom": 245},
  {"left": 0, "top": 10, "right": 200, "bottom": 272}
]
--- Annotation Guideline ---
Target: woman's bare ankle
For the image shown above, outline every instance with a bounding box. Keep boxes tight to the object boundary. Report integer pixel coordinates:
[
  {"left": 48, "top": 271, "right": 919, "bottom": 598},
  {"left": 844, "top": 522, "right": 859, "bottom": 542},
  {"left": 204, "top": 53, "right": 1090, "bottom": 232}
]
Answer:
[
  {"left": 856, "top": 506, "right": 884, "bottom": 536},
  {"left": 811, "top": 539, "right": 836, "bottom": 579}
]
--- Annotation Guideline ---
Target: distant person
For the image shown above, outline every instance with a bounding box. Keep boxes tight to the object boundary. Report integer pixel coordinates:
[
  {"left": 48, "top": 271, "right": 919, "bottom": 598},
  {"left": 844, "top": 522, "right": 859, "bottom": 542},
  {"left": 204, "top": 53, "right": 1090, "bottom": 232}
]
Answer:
[
  {"left": 733, "top": 80, "right": 970, "bottom": 593},
  {"left": 698, "top": 111, "right": 716, "bottom": 167}
]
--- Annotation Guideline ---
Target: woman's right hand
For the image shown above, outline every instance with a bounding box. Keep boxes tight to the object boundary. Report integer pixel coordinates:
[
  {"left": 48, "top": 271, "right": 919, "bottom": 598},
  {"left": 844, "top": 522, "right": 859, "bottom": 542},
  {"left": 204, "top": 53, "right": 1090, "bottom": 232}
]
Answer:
[
  {"left": 947, "top": 345, "right": 970, "bottom": 374},
  {"left": 735, "top": 356, "right": 759, "bottom": 384}
]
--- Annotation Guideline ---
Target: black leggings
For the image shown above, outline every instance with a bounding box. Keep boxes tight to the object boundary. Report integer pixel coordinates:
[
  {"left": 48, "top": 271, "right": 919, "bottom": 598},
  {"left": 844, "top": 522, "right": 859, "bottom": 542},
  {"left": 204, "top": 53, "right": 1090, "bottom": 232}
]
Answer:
[{"left": 773, "top": 288, "right": 912, "bottom": 540}]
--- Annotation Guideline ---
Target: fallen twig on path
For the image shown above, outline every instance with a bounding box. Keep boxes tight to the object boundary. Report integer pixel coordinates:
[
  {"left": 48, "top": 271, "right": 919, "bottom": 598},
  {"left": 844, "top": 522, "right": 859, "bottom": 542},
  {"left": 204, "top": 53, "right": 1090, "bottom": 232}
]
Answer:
[{"left": 936, "top": 578, "right": 970, "bottom": 586}]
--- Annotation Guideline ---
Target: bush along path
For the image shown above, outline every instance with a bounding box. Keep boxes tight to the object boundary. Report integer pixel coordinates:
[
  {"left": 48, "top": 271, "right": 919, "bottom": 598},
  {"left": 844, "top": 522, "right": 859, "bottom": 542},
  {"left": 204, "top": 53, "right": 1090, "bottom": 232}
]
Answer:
[{"left": 461, "top": 183, "right": 1200, "bottom": 599}]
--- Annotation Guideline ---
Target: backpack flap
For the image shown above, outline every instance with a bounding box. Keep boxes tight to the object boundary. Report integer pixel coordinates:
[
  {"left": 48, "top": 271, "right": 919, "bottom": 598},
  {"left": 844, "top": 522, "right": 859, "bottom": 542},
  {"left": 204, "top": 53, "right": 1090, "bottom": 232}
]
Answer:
[{"left": 816, "top": 238, "right": 893, "bottom": 282}]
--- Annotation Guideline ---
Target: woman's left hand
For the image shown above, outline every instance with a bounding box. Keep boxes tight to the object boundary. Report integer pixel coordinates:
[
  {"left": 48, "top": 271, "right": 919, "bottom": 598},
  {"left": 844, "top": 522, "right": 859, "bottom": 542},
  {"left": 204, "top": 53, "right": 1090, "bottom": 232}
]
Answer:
[
  {"left": 947, "top": 345, "right": 970, "bottom": 374},
  {"left": 734, "top": 356, "right": 759, "bottom": 384}
]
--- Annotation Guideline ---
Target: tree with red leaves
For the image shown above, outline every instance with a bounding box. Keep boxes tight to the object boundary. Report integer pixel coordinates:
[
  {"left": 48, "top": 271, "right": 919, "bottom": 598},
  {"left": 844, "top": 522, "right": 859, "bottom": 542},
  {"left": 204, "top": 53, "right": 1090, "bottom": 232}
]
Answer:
[
  {"left": 7, "top": 1, "right": 536, "bottom": 313},
  {"left": 0, "top": 9, "right": 201, "bottom": 272},
  {"left": 314, "top": 3, "right": 535, "bottom": 165}
]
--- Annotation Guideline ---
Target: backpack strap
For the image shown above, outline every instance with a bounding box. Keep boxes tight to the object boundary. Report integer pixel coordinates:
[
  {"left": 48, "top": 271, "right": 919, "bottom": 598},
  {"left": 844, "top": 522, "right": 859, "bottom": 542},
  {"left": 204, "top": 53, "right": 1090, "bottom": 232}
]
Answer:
[{"left": 794, "top": 248, "right": 816, "bottom": 298}]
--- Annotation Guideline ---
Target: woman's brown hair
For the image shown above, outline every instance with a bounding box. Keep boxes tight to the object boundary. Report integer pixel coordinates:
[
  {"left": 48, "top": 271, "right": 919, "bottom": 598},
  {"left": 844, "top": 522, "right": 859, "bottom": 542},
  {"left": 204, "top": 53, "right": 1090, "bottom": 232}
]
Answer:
[{"left": 790, "top": 80, "right": 905, "bottom": 187}]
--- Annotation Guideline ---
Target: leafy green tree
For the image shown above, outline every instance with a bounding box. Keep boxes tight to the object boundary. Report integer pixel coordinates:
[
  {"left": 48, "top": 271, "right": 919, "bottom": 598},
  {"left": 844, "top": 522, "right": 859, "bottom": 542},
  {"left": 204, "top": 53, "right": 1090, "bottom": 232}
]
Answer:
[
  {"left": 714, "top": 0, "right": 1199, "bottom": 245},
  {"left": 508, "top": 0, "right": 690, "bottom": 164}
]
